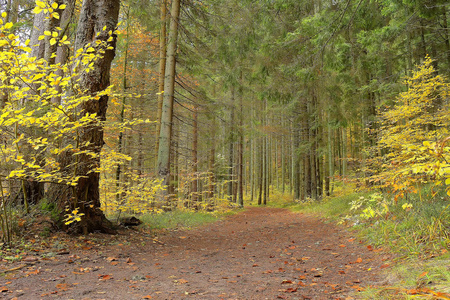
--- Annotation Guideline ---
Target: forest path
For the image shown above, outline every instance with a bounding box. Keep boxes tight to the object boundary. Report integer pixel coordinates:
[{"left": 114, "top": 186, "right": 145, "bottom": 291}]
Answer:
[{"left": 1, "top": 207, "right": 389, "bottom": 299}]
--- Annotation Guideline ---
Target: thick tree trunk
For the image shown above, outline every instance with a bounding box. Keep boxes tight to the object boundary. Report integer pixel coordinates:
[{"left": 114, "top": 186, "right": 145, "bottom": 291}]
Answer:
[{"left": 48, "top": 0, "right": 120, "bottom": 234}]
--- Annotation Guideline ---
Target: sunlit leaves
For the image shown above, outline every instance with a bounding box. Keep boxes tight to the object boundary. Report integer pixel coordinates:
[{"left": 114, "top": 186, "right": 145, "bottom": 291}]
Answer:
[
  {"left": 0, "top": 19, "right": 124, "bottom": 228},
  {"left": 32, "top": 0, "right": 65, "bottom": 18},
  {"left": 64, "top": 208, "right": 85, "bottom": 225},
  {"left": 372, "top": 57, "right": 450, "bottom": 200}
]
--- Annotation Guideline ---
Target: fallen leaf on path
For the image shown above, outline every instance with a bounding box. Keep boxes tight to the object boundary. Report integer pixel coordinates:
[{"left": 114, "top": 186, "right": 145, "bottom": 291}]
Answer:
[
  {"left": 22, "top": 256, "right": 39, "bottom": 262},
  {"left": 26, "top": 269, "right": 40, "bottom": 276},
  {"left": 355, "top": 257, "right": 362, "bottom": 263},
  {"left": 348, "top": 238, "right": 356, "bottom": 242},
  {"left": 106, "top": 257, "right": 118, "bottom": 262},
  {"left": 56, "top": 283, "right": 68, "bottom": 291},
  {"left": 339, "top": 244, "right": 346, "bottom": 248},
  {"left": 178, "top": 279, "right": 188, "bottom": 284},
  {"left": 281, "top": 280, "right": 293, "bottom": 284},
  {"left": 1, "top": 287, "right": 9, "bottom": 292},
  {"left": 98, "top": 274, "right": 112, "bottom": 281},
  {"left": 367, "top": 245, "right": 373, "bottom": 251},
  {"left": 143, "top": 296, "right": 152, "bottom": 299}
]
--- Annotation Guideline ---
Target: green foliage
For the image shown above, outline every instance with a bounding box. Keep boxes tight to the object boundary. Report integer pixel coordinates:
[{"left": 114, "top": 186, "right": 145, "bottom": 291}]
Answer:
[{"left": 39, "top": 198, "right": 61, "bottom": 222}]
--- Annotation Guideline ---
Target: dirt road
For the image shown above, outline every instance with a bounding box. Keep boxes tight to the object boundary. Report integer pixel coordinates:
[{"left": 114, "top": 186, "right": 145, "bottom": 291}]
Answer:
[{"left": 1, "top": 207, "right": 388, "bottom": 299}]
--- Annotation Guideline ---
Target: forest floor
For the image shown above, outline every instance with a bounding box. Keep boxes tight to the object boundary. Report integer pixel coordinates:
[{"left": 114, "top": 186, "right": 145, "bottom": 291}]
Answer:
[{"left": 0, "top": 207, "right": 392, "bottom": 300}]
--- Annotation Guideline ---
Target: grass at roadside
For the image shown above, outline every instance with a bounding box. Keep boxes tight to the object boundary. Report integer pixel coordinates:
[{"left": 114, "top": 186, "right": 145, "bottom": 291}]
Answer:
[
  {"left": 138, "top": 210, "right": 221, "bottom": 230},
  {"left": 108, "top": 209, "right": 240, "bottom": 231},
  {"left": 267, "top": 183, "right": 450, "bottom": 299}
]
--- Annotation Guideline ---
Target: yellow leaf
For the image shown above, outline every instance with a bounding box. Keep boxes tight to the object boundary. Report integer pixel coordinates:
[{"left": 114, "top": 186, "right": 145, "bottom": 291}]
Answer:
[
  {"left": 446, "top": 178, "right": 450, "bottom": 185},
  {"left": 36, "top": 1, "right": 46, "bottom": 8},
  {"left": 32, "top": 6, "right": 42, "bottom": 14},
  {"left": 44, "top": 30, "right": 51, "bottom": 36},
  {"left": 52, "top": 31, "right": 58, "bottom": 37},
  {"left": 4, "top": 22, "right": 13, "bottom": 29},
  {"left": 59, "top": 4, "right": 66, "bottom": 9},
  {"left": 51, "top": 2, "right": 58, "bottom": 9},
  {"left": 49, "top": 38, "right": 57, "bottom": 45},
  {"left": 1, "top": 12, "right": 7, "bottom": 18}
]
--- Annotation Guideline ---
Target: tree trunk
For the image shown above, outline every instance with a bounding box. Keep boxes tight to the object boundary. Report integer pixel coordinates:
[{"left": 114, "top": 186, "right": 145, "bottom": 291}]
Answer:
[
  {"left": 191, "top": 107, "right": 198, "bottom": 203},
  {"left": 228, "top": 88, "right": 235, "bottom": 202},
  {"left": 49, "top": 0, "right": 120, "bottom": 234},
  {"left": 155, "top": 0, "right": 167, "bottom": 165},
  {"left": 237, "top": 84, "right": 244, "bottom": 207},
  {"left": 156, "top": 0, "right": 181, "bottom": 192}
]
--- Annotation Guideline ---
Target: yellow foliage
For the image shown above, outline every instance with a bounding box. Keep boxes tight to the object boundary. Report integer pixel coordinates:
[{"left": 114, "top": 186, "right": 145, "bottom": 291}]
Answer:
[
  {"left": 0, "top": 19, "right": 120, "bottom": 228},
  {"left": 371, "top": 57, "right": 450, "bottom": 200}
]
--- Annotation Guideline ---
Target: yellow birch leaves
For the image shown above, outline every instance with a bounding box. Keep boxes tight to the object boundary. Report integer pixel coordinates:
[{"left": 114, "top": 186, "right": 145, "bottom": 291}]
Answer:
[
  {"left": 32, "top": 0, "right": 66, "bottom": 19},
  {"left": 374, "top": 56, "right": 450, "bottom": 200}
]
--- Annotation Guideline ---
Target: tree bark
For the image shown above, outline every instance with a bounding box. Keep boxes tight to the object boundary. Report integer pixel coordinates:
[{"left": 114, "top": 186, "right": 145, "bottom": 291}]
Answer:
[
  {"left": 48, "top": 0, "right": 120, "bottom": 234},
  {"left": 155, "top": 0, "right": 167, "bottom": 165},
  {"left": 156, "top": 0, "right": 181, "bottom": 193},
  {"left": 191, "top": 107, "right": 198, "bottom": 203}
]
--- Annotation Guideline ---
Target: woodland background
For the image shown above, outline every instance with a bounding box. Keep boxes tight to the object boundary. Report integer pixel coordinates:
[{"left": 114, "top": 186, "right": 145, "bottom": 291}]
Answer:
[{"left": 0, "top": 0, "right": 450, "bottom": 244}]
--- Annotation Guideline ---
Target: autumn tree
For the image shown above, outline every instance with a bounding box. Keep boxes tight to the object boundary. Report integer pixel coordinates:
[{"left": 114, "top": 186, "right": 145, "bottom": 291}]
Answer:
[
  {"left": 47, "top": 0, "right": 121, "bottom": 233},
  {"left": 372, "top": 57, "right": 450, "bottom": 198}
]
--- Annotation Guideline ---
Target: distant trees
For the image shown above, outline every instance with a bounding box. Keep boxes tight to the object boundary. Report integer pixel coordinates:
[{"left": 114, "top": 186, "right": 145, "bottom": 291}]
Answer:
[{"left": 1, "top": 0, "right": 449, "bottom": 243}]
